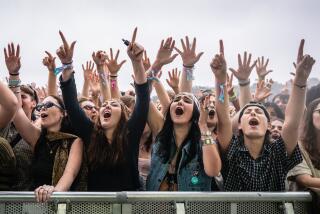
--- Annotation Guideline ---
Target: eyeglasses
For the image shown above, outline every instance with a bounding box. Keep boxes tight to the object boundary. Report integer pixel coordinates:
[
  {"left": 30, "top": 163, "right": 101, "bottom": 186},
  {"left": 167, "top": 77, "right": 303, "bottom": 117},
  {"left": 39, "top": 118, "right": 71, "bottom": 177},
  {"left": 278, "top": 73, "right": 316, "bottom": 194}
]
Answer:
[
  {"left": 35, "top": 102, "right": 64, "bottom": 111},
  {"left": 83, "top": 105, "right": 98, "bottom": 111},
  {"left": 314, "top": 109, "right": 320, "bottom": 114}
]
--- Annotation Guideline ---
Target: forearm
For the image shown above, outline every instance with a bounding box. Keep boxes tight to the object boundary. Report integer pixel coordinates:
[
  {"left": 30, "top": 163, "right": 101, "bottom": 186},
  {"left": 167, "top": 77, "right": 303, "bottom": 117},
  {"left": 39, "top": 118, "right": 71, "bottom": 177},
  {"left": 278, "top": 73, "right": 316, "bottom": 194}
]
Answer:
[
  {"left": 47, "top": 73, "right": 58, "bottom": 96},
  {"left": 239, "top": 84, "right": 251, "bottom": 108},
  {"left": 231, "top": 99, "right": 240, "bottom": 112},
  {"left": 0, "top": 81, "right": 18, "bottom": 125},
  {"left": 147, "top": 102, "right": 164, "bottom": 135},
  {"left": 215, "top": 83, "right": 232, "bottom": 152},
  {"left": 132, "top": 61, "right": 147, "bottom": 84},
  {"left": 96, "top": 66, "right": 111, "bottom": 101},
  {"left": 202, "top": 144, "right": 221, "bottom": 177},
  {"left": 296, "top": 175, "right": 320, "bottom": 189},
  {"left": 179, "top": 66, "right": 193, "bottom": 93},
  {"left": 153, "top": 80, "right": 171, "bottom": 114},
  {"left": 81, "top": 80, "right": 90, "bottom": 98},
  {"left": 110, "top": 78, "right": 121, "bottom": 99}
]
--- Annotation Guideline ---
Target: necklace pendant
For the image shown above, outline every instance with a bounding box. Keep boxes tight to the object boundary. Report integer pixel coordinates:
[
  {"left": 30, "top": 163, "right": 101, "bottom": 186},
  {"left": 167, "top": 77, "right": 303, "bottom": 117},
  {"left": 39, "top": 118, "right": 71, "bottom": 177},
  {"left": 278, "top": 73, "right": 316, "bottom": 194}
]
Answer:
[{"left": 50, "top": 150, "right": 53, "bottom": 154}]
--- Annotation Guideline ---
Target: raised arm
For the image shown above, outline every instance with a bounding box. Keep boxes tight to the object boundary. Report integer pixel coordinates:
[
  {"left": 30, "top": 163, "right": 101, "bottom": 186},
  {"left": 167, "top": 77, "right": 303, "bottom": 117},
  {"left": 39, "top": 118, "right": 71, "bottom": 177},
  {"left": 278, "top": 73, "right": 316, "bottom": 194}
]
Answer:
[
  {"left": 256, "top": 56, "right": 273, "bottom": 81},
  {"left": 92, "top": 51, "right": 111, "bottom": 101},
  {"left": 229, "top": 52, "right": 256, "bottom": 108},
  {"left": 105, "top": 48, "right": 126, "bottom": 99},
  {"left": 210, "top": 40, "right": 232, "bottom": 152},
  {"left": 226, "top": 73, "right": 240, "bottom": 112},
  {"left": 81, "top": 61, "right": 94, "bottom": 98},
  {"left": 35, "top": 138, "right": 83, "bottom": 203},
  {"left": 282, "top": 39, "right": 315, "bottom": 155},
  {"left": 57, "top": 31, "right": 93, "bottom": 139},
  {"left": 175, "top": 36, "right": 204, "bottom": 93},
  {"left": 5, "top": 43, "right": 40, "bottom": 147},
  {"left": 166, "top": 68, "right": 181, "bottom": 95},
  {"left": 42, "top": 51, "right": 58, "bottom": 96},
  {"left": 199, "top": 96, "right": 221, "bottom": 177}
]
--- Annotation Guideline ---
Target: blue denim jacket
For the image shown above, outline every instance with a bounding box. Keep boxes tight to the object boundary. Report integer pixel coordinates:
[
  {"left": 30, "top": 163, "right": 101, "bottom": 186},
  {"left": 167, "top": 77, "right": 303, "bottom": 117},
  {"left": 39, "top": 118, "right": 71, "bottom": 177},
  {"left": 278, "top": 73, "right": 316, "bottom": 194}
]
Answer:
[{"left": 146, "top": 139, "right": 212, "bottom": 191}]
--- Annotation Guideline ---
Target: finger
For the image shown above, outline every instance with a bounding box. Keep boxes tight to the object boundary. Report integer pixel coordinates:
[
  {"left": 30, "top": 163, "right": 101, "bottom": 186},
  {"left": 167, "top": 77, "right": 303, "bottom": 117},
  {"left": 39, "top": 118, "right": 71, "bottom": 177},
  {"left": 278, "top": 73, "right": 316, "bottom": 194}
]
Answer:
[
  {"left": 219, "top": 40, "right": 224, "bottom": 56},
  {"left": 181, "top": 38, "right": 187, "bottom": 52},
  {"left": 230, "top": 73, "right": 234, "bottom": 84},
  {"left": 35, "top": 187, "right": 41, "bottom": 202},
  {"left": 166, "top": 79, "right": 172, "bottom": 87},
  {"left": 249, "top": 60, "right": 257, "bottom": 71},
  {"left": 265, "top": 58, "right": 269, "bottom": 67},
  {"left": 82, "top": 64, "right": 85, "bottom": 71},
  {"left": 45, "top": 51, "right": 52, "bottom": 58},
  {"left": 110, "top": 48, "right": 113, "bottom": 60},
  {"left": 185, "top": 36, "right": 190, "bottom": 51},
  {"left": 297, "top": 39, "right": 305, "bottom": 63},
  {"left": 70, "top": 41, "right": 76, "bottom": 53},
  {"left": 261, "top": 56, "right": 264, "bottom": 66},
  {"left": 59, "top": 31, "right": 69, "bottom": 50},
  {"left": 131, "top": 27, "right": 137, "bottom": 44},
  {"left": 238, "top": 54, "right": 242, "bottom": 67},
  {"left": 257, "top": 57, "right": 261, "bottom": 67},
  {"left": 4, "top": 48, "right": 8, "bottom": 60},
  {"left": 191, "top": 37, "right": 196, "bottom": 53},
  {"left": 169, "top": 54, "right": 179, "bottom": 62},
  {"left": 174, "top": 47, "right": 183, "bottom": 55},
  {"left": 158, "top": 70, "right": 162, "bottom": 79},
  {"left": 11, "top": 43, "right": 15, "bottom": 56},
  {"left": 160, "top": 39, "right": 164, "bottom": 49},
  {"left": 229, "top": 68, "right": 238, "bottom": 78},
  {"left": 16, "top": 44, "right": 20, "bottom": 58},
  {"left": 195, "top": 52, "right": 204, "bottom": 63},
  {"left": 168, "top": 70, "right": 172, "bottom": 79},
  {"left": 115, "top": 49, "right": 120, "bottom": 61},
  {"left": 170, "top": 40, "right": 175, "bottom": 50},
  {"left": 7, "top": 44, "right": 12, "bottom": 56},
  {"left": 243, "top": 52, "right": 247, "bottom": 67},
  {"left": 266, "top": 70, "right": 273, "bottom": 75},
  {"left": 119, "top": 60, "right": 126, "bottom": 67}
]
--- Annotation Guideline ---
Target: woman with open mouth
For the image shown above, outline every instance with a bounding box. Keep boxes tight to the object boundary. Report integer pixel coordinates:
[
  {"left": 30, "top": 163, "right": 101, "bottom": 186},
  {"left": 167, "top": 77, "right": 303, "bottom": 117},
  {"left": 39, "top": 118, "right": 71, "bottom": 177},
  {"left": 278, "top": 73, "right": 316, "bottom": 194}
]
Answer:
[
  {"left": 4, "top": 40, "right": 85, "bottom": 202},
  {"left": 60, "top": 28, "right": 150, "bottom": 191}
]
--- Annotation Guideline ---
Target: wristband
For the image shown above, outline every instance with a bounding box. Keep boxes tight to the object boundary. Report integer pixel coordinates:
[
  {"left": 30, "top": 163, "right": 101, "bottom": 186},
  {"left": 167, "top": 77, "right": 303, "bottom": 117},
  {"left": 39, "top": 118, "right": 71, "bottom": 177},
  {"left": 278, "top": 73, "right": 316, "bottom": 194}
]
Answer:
[
  {"left": 62, "top": 60, "right": 73, "bottom": 65},
  {"left": 183, "top": 66, "right": 195, "bottom": 81},
  {"left": 9, "top": 72, "right": 19, "bottom": 76},
  {"left": 8, "top": 79, "right": 21, "bottom": 88},
  {"left": 218, "top": 83, "right": 226, "bottom": 103},
  {"left": 201, "top": 137, "right": 217, "bottom": 146},
  {"left": 201, "top": 131, "right": 212, "bottom": 136},
  {"left": 238, "top": 79, "right": 250, "bottom": 87},
  {"left": 229, "top": 92, "right": 237, "bottom": 102},
  {"left": 54, "top": 64, "right": 73, "bottom": 76},
  {"left": 98, "top": 71, "right": 107, "bottom": 86},
  {"left": 147, "top": 77, "right": 160, "bottom": 83},
  {"left": 294, "top": 83, "right": 306, "bottom": 89},
  {"left": 111, "top": 79, "right": 117, "bottom": 89}
]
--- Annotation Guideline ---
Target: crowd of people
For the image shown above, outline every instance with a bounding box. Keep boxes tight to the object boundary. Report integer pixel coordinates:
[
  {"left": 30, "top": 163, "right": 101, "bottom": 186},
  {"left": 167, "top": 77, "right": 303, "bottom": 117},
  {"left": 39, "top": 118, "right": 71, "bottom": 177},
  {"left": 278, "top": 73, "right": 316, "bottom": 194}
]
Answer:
[{"left": 0, "top": 28, "right": 319, "bottom": 204}]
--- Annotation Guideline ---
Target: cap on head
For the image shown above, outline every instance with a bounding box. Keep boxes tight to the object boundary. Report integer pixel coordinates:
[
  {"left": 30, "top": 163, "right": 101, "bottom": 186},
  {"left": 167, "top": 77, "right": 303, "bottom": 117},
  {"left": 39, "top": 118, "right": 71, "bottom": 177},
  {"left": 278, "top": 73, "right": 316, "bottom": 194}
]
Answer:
[{"left": 238, "top": 101, "right": 271, "bottom": 123}]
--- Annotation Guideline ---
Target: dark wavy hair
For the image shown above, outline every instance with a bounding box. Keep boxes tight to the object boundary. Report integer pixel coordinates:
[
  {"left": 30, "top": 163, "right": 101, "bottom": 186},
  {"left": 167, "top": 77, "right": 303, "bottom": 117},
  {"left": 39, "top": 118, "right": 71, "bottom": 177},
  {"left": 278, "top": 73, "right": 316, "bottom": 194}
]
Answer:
[
  {"left": 88, "top": 100, "right": 129, "bottom": 169},
  {"left": 301, "top": 98, "right": 320, "bottom": 169},
  {"left": 264, "top": 102, "right": 285, "bottom": 120},
  {"left": 155, "top": 98, "right": 201, "bottom": 164}
]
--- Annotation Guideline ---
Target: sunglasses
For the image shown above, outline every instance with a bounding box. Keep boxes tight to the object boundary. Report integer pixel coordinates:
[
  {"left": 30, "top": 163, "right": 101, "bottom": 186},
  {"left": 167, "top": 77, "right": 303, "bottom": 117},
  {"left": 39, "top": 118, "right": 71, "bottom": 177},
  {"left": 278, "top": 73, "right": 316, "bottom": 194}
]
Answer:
[
  {"left": 35, "top": 102, "right": 64, "bottom": 111},
  {"left": 314, "top": 109, "right": 320, "bottom": 114},
  {"left": 83, "top": 105, "right": 98, "bottom": 111}
]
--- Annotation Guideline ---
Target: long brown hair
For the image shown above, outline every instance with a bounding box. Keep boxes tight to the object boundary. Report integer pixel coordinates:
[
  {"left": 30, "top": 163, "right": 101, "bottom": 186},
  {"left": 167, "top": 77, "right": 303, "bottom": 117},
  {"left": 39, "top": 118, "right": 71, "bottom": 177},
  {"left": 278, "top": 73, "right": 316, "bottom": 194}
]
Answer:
[
  {"left": 87, "top": 100, "right": 129, "bottom": 169},
  {"left": 301, "top": 98, "right": 320, "bottom": 169}
]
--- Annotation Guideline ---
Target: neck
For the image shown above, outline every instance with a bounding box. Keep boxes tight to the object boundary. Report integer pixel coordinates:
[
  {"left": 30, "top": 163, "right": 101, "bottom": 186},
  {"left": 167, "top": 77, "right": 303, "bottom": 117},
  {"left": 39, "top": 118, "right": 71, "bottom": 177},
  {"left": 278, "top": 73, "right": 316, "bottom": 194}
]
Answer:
[
  {"left": 104, "top": 128, "right": 115, "bottom": 144},
  {"left": 243, "top": 135, "right": 265, "bottom": 160},
  {"left": 47, "top": 123, "right": 62, "bottom": 133},
  {"left": 173, "top": 123, "right": 192, "bottom": 148}
]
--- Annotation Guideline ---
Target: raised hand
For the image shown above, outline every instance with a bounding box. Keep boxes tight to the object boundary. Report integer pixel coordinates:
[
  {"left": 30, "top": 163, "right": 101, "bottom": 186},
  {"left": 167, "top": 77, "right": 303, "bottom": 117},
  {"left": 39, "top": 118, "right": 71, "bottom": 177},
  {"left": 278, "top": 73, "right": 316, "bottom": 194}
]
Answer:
[
  {"left": 127, "top": 27, "right": 144, "bottom": 62},
  {"left": 175, "top": 36, "right": 204, "bottom": 67},
  {"left": 105, "top": 48, "right": 126, "bottom": 75},
  {"left": 293, "top": 39, "right": 304, "bottom": 68},
  {"left": 92, "top": 50, "right": 108, "bottom": 69},
  {"left": 166, "top": 68, "right": 181, "bottom": 91},
  {"left": 42, "top": 51, "right": 56, "bottom": 72},
  {"left": 142, "top": 50, "right": 151, "bottom": 71},
  {"left": 229, "top": 51, "right": 256, "bottom": 81},
  {"left": 89, "top": 71, "right": 100, "bottom": 95},
  {"left": 293, "top": 39, "right": 315, "bottom": 86},
  {"left": 255, "top": 56, "right": 272, "bottom": 80},
  {"left": 82, "top": 61, "right": 95, "bottom": 82},
  {"left": 253, "top": 79, "right": 273, "bottom": 102},
  {"left": 210, "top": 40, "right": 227, "bottom": 84},
  {"left": 199, "top": 95, "right": 210, "bottom": 128},
  {"left": 56, "top": 31, "right": 76, "bottom": 64},
  {"left": 4, "top": 43, "right": 21, "bottom": 75},
  {"left": 151, "top": 37, "right": 178, "bottom": 72},
  {"left": 226, "top": 73, "right": 235, "bottom": 96}
]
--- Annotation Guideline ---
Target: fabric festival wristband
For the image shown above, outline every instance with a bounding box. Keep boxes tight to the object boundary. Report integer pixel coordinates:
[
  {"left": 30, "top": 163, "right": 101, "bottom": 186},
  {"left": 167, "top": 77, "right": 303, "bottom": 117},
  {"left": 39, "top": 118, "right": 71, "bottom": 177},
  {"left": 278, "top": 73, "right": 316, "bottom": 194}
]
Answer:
[
  {"left": 229, "top": 92, "right": 237, "bottom": 102},
  {"left": 54, "top": 64, "right": 73, "bottom": 76},
  {"left": 183, "top": 66, "right": 195, "bottom": 81},
  {"left": 111, "top": 79, "right": 117, "bottom": 89},
  {"left": 147, "top": 77, "right": 160, "bottom": 83},
  {"left": 8, "top": 79, "right": 21, "bottom": 87},
  {"left": 218, "top": 83, "right": 225, "bottom": 103}
]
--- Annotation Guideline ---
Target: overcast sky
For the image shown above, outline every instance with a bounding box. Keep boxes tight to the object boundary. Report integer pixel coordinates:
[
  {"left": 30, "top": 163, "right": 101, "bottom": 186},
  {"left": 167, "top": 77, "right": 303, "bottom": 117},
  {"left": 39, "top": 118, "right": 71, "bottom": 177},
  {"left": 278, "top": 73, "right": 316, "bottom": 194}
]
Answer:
[{"left": 0, "top": 0, "right": 319, "bottom": 91}]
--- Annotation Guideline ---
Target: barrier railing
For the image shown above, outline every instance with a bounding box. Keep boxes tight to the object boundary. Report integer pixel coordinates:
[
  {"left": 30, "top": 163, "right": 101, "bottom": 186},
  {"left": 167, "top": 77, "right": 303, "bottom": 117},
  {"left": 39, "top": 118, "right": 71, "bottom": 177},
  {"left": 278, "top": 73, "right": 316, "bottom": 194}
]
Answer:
[{"left": 0, "top": 191, "right": 313, "bottom": 214}]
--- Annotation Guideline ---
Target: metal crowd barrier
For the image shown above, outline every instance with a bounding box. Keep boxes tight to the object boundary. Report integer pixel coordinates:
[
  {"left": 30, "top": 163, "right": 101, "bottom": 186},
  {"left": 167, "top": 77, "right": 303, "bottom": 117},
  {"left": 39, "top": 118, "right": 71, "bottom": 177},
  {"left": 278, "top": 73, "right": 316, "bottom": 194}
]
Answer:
[{"left": 0, "top": 191, "right": 313, "bottom": 214}]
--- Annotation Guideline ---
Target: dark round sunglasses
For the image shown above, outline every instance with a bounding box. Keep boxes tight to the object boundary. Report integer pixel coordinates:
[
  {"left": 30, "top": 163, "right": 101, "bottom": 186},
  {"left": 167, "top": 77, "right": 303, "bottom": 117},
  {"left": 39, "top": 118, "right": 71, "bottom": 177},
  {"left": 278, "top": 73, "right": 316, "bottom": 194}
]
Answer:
[{"left": 35, "top": 102, "right": 64, "bottom": 111}]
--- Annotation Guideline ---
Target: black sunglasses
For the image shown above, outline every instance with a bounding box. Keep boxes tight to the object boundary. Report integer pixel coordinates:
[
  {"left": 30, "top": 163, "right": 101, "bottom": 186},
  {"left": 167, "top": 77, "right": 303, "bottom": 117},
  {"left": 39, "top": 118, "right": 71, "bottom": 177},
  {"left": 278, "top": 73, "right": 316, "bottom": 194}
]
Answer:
[
  {"left": 35, "top": 102, "right": 64, "bottom": 111},
  {"left": 83, "top": 105, "right": 98, "bottom": 111}
]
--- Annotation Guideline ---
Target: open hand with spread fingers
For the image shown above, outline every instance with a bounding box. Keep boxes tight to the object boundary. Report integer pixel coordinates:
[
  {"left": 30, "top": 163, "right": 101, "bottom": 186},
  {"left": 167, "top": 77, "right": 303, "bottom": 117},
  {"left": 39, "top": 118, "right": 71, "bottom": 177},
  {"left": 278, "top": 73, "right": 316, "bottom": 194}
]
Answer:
[
  {"left": 82, "top": 61, "right": 95, "bottom": 82},
  {"left": 4, "top": 43, "right": 21, "bottom": 75},
  {"left": 175, "top": 36, "right": 204, "bottom": 67},
  {"left": 166, "top": 68, "right": 181, "bottom": 91},
  {"left": 229, "top": 51, "right": 257, "bottom": 82},
  {"left": 151, "top": 37, "right": 178, "bottom": 72},
  {"left": 105, "top": 48, "right": 126, "bottom": 75},
  {"left": 256, "top": 56, "right": 272, "bottom": 80}
]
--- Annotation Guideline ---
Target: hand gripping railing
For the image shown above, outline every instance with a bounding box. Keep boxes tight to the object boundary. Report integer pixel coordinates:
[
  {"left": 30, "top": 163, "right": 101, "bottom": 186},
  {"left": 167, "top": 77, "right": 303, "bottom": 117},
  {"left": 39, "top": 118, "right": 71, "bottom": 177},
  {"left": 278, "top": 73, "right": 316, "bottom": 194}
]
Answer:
[{"left": 0, "top": 191, "right": 313, "bottom": 214}]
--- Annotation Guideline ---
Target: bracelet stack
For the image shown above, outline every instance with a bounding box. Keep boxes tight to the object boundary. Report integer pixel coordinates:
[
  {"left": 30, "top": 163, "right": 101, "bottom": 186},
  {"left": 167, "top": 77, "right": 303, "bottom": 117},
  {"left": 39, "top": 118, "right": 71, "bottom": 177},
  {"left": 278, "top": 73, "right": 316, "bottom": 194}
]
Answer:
[
  {"left": 8, "top": 79, "right": 21, "bottom": 88},
  {"left": 200, "top": 131, "right": 216, "bottom": 146}
]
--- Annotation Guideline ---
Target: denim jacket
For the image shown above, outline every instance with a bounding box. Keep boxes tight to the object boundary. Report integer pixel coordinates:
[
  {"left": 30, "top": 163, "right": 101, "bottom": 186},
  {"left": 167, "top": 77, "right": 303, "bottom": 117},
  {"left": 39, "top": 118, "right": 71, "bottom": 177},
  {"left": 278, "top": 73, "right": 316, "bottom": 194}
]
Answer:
[{"left": 146, "top": 139, "right": 212, "bottom": 191}]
